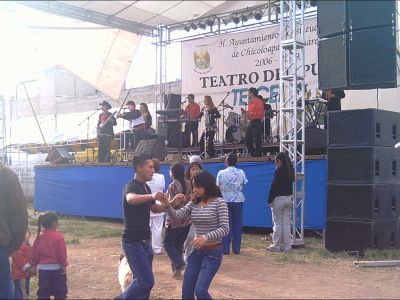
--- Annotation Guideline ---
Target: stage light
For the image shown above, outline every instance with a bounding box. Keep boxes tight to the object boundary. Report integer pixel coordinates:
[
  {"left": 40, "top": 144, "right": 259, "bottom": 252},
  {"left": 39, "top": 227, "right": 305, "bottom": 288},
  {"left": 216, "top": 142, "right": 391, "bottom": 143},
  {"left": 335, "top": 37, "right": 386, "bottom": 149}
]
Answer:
[
  {"left": 232, "top": 14, "right": 240, "bottom": 24},
  {"left": 241, "top": 14, "right": 248, "bottom": 22},
  {"left": 199, "top": 21, "right": 206, "bottom": 30},
  {"left": 222, "top": 17, "right": 231, "bottom": 26},
  {"left": 254, "top": 9, "right": 263, "bottom": 20},
  {"left": 184, "top": 24, "right": 190, "bottom": 32},
  {"left": 190, "top": 22, "right": 198, "bottom": 30},
  {"left": 206, "top": 18, "right": 216, "bottom": 27}
]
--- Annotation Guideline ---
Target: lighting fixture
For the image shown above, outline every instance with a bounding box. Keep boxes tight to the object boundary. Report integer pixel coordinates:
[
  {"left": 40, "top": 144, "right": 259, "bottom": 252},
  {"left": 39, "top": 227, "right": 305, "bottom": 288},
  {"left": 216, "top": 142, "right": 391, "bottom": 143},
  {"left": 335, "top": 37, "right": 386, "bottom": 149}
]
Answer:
[
  {"left": 184, "top": 24, "right": 190, "bottom": 32},
  {"left": 190, "top": 22, "right": 198, "bottom": 30},
  {"left": 254, "top": 9, "right": 263, "bottom": 20},
  {"left": 199, "top": 21, "right": 206, "bottom": 30},
  {"left": 222, "top": 17, "right": 231, "bottom": 26},
  {"left": 231, "top": 14, "right": 240, "bottom": 24},
  {"left": 206, "top": 18, "right": 216, "bottom": 27}
]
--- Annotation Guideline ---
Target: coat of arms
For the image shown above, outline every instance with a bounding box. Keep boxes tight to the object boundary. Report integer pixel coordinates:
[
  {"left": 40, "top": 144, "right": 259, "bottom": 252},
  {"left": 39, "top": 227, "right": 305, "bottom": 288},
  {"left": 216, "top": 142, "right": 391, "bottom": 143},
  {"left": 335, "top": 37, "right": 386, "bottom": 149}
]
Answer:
[{"left": 193, "top": 50, "right": 211, "bottom": 73}]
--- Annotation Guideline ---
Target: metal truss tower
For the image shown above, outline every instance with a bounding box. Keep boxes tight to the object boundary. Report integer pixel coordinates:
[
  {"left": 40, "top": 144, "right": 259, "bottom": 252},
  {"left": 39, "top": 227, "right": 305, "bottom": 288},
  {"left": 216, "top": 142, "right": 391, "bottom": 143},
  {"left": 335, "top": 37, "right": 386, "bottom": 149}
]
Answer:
[
  {"left": 279, "top": 0, "right": 306, "bottom": 246},
  {"left": 0, "top": 96, "right": 6, "bottom": 163},
  {"left": 155, "top": 25, "right": 170, "bottom": 111}
]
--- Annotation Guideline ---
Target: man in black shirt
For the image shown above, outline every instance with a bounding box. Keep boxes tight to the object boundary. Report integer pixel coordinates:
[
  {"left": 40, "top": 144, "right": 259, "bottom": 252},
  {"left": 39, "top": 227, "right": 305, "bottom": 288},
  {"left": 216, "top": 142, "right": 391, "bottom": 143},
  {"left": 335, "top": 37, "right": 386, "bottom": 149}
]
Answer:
[
  {"left": 116, "top": 154, "right": 166, "bottom": 300},
  {"left": 322, "top": 88, "right": 345, "bottom": 129}
]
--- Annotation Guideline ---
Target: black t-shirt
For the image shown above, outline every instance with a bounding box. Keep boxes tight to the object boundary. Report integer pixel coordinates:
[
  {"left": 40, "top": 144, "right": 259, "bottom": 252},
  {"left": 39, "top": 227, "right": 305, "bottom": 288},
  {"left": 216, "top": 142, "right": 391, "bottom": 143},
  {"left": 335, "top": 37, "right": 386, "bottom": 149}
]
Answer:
[{"left": 122, "top": 179, "right": 155, "bottom": 243}]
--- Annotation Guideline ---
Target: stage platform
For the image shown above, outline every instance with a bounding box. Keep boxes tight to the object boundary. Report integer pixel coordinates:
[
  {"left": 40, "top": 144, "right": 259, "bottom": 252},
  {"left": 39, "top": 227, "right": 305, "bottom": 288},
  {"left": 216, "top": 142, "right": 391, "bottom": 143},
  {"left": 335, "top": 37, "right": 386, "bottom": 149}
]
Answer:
[{"left": 34, "top": 156, "right": 327, "bottom": 229}]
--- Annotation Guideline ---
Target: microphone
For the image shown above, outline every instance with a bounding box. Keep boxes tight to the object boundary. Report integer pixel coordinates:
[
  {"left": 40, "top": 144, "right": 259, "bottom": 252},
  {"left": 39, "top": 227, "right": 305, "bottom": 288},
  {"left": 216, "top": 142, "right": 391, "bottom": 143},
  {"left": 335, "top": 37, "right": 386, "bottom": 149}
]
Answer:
[{"left": 181, "top": 100, "right": 187, "bottom": 104}]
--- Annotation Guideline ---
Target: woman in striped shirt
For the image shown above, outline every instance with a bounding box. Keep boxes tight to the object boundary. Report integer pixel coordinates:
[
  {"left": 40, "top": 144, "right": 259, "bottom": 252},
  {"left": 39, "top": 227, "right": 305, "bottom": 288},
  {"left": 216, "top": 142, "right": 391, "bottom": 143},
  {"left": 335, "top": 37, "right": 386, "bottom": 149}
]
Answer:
[{"left": 162, "top": 171, "right": 229, "bottom": 300}]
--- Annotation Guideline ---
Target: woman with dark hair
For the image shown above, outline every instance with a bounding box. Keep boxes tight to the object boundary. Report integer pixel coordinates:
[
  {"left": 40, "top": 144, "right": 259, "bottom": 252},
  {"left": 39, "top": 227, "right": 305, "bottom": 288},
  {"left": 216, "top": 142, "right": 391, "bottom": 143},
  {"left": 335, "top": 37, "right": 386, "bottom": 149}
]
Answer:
[
  {"left": 199, "top": 96, "right": 221, "bottom": 158},
  {"left": 183, "top": 161, "right": 203, "bottom": 262},
  {"left": 139, "top": 103, "right": 152, "bottom": 130},
  {"left": 161, "top": 171, "right": 229, "bottom": 299},
  {"left": 185, "top": 162, "right": 203, "bottom": 182},
  {"left": 267, "top": 152, "right": 294, "bottom": 252},
  {"left": 217, "top": 151, "right": 248, "bottom": 255},
  {"left": 163, "top": 163, "right": 192, "bottom": 277}
]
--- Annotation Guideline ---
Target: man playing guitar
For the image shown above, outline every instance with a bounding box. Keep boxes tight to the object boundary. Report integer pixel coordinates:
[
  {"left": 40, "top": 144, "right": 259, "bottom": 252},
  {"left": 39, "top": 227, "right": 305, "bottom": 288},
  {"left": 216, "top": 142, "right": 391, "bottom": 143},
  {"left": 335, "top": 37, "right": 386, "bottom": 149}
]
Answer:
[{"left": 97, "top": 101, "right": 117, "bottom": 162}]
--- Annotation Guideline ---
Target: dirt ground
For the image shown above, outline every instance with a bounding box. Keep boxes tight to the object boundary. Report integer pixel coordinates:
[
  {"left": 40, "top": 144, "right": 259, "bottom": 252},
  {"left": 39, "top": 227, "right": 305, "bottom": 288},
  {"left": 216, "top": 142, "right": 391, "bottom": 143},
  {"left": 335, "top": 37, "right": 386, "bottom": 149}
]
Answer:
[{"left": 62, "top": 237, "right": 400, "bottom": 299}]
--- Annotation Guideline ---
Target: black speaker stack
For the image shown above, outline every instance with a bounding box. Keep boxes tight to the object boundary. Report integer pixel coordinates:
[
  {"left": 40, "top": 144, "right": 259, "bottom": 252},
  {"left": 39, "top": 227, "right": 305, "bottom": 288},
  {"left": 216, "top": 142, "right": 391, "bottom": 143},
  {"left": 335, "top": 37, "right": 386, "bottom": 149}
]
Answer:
[
  {"left": 325, "top": 109, "right": 400, "bottom": 253},
  {"left": 317, "top": 0, "right": 397, "bottom": 90}
]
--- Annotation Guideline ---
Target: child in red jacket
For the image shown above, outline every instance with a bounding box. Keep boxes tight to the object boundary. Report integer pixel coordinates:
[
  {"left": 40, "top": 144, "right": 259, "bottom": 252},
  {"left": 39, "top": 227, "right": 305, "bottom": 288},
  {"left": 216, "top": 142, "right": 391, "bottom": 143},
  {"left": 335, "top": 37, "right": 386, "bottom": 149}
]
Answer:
[
  {"left": 32, "top": 212, "right": 68, "bottom": 300},
  {"left": 11, "top": 229, "right": 33, "bottom": 299}
]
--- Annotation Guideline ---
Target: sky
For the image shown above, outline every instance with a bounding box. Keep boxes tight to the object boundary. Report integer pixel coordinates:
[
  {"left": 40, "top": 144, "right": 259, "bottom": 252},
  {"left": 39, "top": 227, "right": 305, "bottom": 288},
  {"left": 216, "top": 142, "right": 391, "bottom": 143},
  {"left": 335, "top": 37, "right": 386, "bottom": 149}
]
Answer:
[{"left": 0, "top": 2, "right": 181, "bottom": 98}]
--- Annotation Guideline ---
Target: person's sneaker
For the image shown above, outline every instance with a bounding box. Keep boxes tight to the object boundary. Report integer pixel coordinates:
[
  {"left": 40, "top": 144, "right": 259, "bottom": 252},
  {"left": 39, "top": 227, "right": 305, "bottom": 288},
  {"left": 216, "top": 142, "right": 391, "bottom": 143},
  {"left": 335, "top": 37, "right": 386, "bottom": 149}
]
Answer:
[
  {"left": 173, "top": 264, "right": 186, "bottom": 278},
  {"left": 267, "top": 246, "right": 281, "bottom": 253}
]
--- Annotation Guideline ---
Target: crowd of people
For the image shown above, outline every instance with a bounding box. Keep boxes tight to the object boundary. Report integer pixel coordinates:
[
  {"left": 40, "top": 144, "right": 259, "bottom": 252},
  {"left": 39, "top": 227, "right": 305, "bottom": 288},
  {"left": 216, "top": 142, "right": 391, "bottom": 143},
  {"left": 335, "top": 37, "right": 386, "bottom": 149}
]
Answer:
[{"left": 0, "top": 148, "right": 295, "bottom": 299}]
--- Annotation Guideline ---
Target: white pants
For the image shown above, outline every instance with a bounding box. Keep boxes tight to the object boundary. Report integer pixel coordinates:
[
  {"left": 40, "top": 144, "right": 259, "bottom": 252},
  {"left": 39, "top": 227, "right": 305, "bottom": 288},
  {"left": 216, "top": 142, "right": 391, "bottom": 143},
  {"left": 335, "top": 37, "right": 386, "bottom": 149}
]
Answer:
[
  {"left": 271, "top": 196, "right": 292, "bottom": 251},
  {"left": 183, "top": 224, "right": 195, "bottom": 262},
  {"left": 149, "top": 214, "right": 164, "bottom": 254}
]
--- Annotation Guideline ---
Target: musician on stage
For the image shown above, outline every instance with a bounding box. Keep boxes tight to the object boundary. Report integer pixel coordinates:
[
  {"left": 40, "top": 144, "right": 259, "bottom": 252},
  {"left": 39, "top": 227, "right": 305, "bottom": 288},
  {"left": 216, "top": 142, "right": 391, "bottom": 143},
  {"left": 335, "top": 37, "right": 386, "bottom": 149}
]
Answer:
[
  {"left": 183, "top": 94, "right": 201, "bottom": 147},
  {"left": 117, "top": 101, "right": 146, "bottom": 151},
  {"left": 257, "top": 95, "right": 274, "bottom": 142},
  {"left": 322, "top": 88, "right": 345, "bottom": 129},
  {"left": 242, "top": 88, "right": 264, "bottom": 157},
  {"left": 140, "top": 103, "right": 152, "bottom": 131},
  {"left": 97, "top": 101, "right": 117, "bottom": 162},
  {"left": 199, "top": 96, "right": 220, "bottom": 158}
]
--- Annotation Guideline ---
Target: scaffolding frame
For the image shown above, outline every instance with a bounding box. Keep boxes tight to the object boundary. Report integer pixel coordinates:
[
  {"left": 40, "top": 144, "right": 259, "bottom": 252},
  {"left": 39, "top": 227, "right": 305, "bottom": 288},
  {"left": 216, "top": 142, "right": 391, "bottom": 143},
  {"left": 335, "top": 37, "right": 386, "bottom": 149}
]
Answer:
[
  {"left": 279, "top": 0, "right": 306, "bottom": 246},
  {"left": 0, "top": 96, "right": 5, "bottom": 163}
]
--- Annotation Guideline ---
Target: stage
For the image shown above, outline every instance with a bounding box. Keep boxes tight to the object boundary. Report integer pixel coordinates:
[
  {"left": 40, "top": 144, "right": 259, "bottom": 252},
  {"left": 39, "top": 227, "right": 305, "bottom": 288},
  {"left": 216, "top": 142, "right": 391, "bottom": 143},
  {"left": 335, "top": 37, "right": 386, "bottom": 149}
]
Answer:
[{"left": 34, "top": 156, "right": 327, "bottom": 229}]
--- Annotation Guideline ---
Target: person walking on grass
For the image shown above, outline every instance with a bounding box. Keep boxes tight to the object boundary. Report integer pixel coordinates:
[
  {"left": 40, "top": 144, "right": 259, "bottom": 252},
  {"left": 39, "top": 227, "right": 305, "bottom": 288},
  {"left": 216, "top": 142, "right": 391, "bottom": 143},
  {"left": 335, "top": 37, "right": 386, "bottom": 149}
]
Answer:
[
  {"left": 216, "top": 151, "right": 248, "bottom": 255},
  {"left": 11, "top": 229, "right": 33, "bottom": 299},
  {"left": 116, "top": 154, "right": 168, "bottom": 300},
  {"left": 267, "top": 152, "right": 294, "bottom": 253},
  {"left": 183, "top": 160, "right": 204, "bottom": 262},
  {"left": 161, "top": 171, "right": 229, "bottom": 299},
  {"left": 0, "top": 164, "right": 28, "bottom": 299},
  {"left": 32, "top": 212, "right": 68, "bottom": 300},
  {"left": 163, "top": 163, "right": 192, "bottom": 278},
  {"left": 147, "top": 158, "right": 166, "bottom": 255}
]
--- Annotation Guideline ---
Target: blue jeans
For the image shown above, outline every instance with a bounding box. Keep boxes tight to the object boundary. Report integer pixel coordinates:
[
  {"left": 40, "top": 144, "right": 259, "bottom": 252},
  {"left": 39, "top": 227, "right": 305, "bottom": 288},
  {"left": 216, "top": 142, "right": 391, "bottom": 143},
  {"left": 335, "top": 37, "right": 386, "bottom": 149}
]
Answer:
[
  {"left": 182, "top": 247, "right": 223, "bottom": 300},
  {"left": 14, "top": 278, "right": 30, "bottom": 299},
  {"left": 0, "top": 245, "right": 11, "bottom": 299},
  {"left": 222, "top": 202, "right": 243, "bottom": 255},
  {"left": 163, "top": 225, "right": 191, "bottom": 272},
  {"left": 116, "top": 240, "right": 154, "bottom": 300}
]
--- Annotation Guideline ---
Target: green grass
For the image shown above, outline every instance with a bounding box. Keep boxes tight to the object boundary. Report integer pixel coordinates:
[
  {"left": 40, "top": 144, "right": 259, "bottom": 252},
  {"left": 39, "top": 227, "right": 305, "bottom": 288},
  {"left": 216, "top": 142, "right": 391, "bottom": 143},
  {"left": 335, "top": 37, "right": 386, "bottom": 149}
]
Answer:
[
  {"left": 29, "top": 206, "right": 400, "bottom": 264},
  {"left": 28, "top": 207, "right": 122, "bottom": 244},
  {"left": 241, "top": 232, "right": 400, "bottom": 264}
]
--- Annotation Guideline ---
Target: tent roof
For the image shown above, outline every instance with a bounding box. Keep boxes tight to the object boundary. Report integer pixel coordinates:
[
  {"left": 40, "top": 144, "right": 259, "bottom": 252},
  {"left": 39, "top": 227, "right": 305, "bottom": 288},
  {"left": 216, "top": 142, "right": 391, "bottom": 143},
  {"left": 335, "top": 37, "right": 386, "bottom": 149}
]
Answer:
[{"left": 21, "top": 1, "right": 279, "bottom": 35}]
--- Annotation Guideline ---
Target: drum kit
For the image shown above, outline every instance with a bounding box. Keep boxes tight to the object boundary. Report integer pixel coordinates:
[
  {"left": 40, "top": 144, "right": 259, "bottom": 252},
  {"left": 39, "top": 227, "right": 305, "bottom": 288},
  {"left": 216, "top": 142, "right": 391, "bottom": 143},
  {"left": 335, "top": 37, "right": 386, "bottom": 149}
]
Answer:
[{"left": 224, "top": 111, "right": 248, "bottom": 143}]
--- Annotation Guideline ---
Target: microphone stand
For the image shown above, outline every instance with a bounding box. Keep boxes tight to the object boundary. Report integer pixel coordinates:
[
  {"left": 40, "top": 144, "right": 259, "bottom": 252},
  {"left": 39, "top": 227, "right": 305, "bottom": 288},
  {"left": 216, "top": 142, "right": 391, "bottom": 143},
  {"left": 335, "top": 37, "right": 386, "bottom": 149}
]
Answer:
[
  {"left": 78, "top": 109, "right": 99, "bottom": 162},
  {"left": 217, "top": 92, "right": 230, "bottom": 157}
]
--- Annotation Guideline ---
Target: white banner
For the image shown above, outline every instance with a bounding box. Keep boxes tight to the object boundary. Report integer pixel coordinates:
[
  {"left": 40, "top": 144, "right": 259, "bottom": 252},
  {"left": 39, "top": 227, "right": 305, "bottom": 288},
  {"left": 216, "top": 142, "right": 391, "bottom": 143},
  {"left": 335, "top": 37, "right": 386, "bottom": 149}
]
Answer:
[{"left": 182, "top": 18, "right": 318, "bottom": 107}]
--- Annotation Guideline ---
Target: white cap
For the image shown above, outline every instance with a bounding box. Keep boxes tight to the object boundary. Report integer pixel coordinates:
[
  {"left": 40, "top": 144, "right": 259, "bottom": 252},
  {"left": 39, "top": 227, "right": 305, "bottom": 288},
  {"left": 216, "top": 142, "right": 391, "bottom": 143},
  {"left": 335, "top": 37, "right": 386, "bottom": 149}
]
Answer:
[{"left": 189, "top": 155, "right": 202, "bottom": 164}]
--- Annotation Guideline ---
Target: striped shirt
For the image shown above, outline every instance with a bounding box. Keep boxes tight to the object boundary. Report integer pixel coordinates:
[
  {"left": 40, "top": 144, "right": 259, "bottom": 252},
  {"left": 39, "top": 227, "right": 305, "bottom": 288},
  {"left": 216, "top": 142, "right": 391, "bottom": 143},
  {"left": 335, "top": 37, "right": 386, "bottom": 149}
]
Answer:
[{"left": 167, "top": 197, "right": 229, "bottom": 241}]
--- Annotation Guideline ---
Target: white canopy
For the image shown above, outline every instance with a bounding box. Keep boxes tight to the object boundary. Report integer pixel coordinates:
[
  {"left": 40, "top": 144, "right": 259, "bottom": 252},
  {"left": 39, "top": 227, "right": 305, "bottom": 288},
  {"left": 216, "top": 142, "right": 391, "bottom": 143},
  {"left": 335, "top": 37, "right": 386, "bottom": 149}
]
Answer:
[
  {"left": 15, "top": 1, "right": 280, "bottom": 99},
  {"left": 59, "top": 1, "right": 269, "bottom": 27}
]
